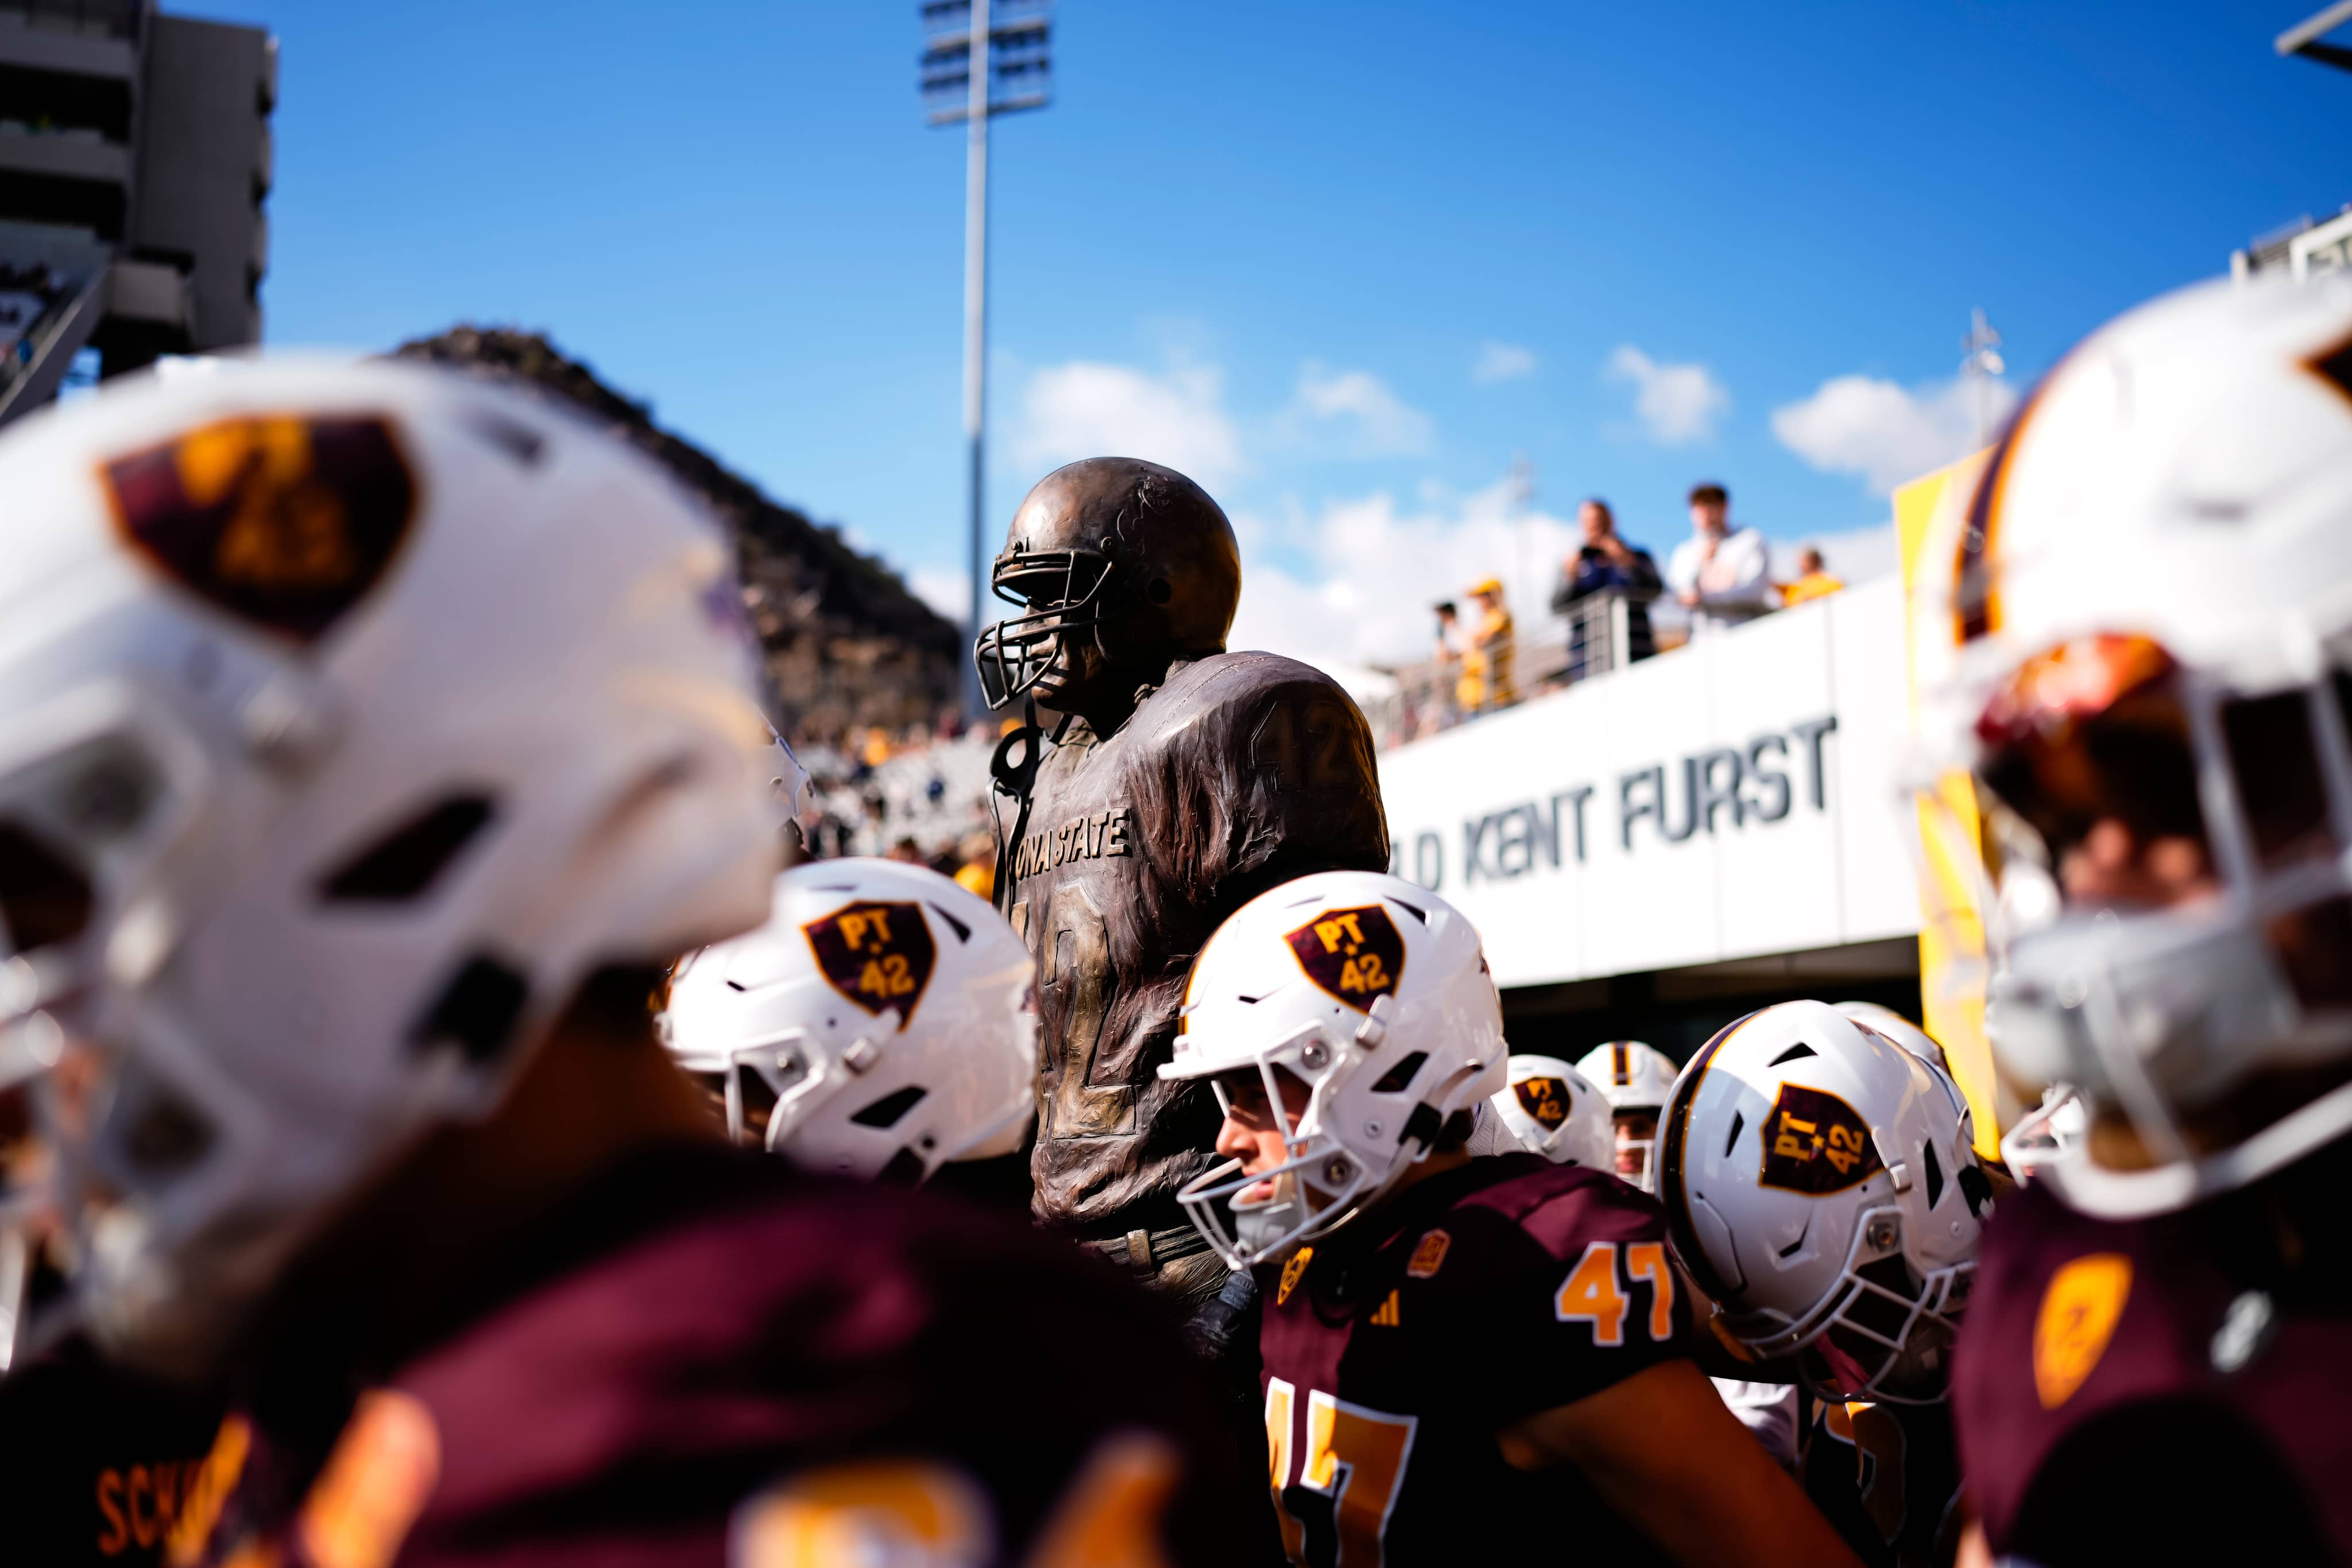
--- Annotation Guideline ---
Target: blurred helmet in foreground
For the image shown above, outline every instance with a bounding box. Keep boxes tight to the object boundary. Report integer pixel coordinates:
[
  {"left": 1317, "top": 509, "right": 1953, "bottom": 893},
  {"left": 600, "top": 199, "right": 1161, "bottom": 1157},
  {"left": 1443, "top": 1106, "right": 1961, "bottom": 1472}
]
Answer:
[
  {"left": 1910, "top": 274, "right": 2352, "bottom": 1218},
  {"left": 0, "top": 357, "right": 782, "bottom": 1376}
]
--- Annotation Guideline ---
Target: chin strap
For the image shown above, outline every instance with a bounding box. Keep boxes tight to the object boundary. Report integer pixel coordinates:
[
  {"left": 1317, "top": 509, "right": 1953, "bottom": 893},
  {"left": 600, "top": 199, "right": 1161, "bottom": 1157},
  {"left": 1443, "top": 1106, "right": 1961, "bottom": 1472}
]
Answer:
[{"left": 988, "top": 698, "right": 1048, "bottom": 915}]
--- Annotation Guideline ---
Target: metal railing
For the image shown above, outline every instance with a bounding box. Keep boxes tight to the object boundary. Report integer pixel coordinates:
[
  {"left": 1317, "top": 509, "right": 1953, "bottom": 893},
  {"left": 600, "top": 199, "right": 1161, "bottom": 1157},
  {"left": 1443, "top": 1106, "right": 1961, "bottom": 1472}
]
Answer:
[{"left": 1362, "top": 590, "right": 1665, "bottom": 751}]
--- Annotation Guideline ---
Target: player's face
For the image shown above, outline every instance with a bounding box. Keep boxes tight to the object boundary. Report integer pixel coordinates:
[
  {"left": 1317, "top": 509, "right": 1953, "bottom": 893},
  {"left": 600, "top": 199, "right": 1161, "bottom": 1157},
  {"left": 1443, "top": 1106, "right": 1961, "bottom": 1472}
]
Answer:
[
  {"left": 1976, "top": 641, "right": 2225, "bottom": 917},
  {"left": 1613, "top": 1110, "right": 1657, "bottom": 1177},
  {"left": 1212, "top": 1064, "right": 1314, "bottom": 1198}
]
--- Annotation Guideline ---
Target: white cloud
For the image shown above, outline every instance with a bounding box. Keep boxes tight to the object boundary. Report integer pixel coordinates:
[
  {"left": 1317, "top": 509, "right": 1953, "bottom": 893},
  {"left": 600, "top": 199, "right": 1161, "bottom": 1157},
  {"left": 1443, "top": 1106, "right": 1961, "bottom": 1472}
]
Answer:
[
  {"left": 1012, "top": 359, "right": 1244, "bottom": 485},
  {"left": 1771, "top": 373, "right": 2018, "bottom": 497},
  {"left": 1282, "top": 363, "right": 1436, "bottom": 458},
  {"left": 1471, "top": 341, "right": 1538, "bottom": 385},
  {"left": 908, "top": 567, "right": 970, "bottom": 625},
  {"left": 1605, "top": 346, "right": 1731, "bottom": 445},
  {"left": 1227, "top": 478, "right": 1579, "bottom": 676}
]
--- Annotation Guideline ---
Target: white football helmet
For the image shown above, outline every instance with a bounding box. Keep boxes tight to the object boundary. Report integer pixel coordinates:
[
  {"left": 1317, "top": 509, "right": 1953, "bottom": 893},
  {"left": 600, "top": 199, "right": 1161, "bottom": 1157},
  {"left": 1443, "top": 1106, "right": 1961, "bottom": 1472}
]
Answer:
[
  {"left": 1658, "top": 1001, "right": 1989, "bottom": 1406},
  {"left": 662, "top": 859, "right": 1034, "bottom": 1184},
  {"left": 1575, "top": 1040, "right": 1678, "bottom": 1190},
  {"left": 1491, "top": 1055, "right": 1614, "bottom": 1169},
  {"left": 1834, "top": 1002, "right": 1952, "bottom": 1078},
  {"left": 1910, "top": 274, "right": 2352, "bottom": 1218},
  {"left": 1160, "top": 871, "right": 1506, "bottom": 1268},
  {"left": 0, "top": 358, "right": 783, "bottom": 1376}
]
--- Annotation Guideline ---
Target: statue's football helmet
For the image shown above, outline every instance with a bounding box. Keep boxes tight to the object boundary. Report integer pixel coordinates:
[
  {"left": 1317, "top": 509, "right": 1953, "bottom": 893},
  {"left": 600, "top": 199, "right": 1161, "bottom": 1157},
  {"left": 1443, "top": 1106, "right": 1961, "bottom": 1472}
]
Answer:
[
  {"left": 1910, "top": 274, "right": 2352, "bottom": 1218},
  {"left": 662, "top": 860, "right": 1035, "bottom": 1183},
  {"left": 1658, "top": 1001, "right": 1990, "bottom": 1405},
  {"left": 1490, "top": 1054, "right": 1614, "bottom": 1169},
  {"left": 972, "top": 458, "right": 1240, "bottom": 710},
  {"left": 1575, "top": 1039, "right": 1679, "bottom": 1190},
  {"left": 0, "top": 358, "right": 783, "bottom": 1376},
  {"left": 1160, "top": 870, "right": 1505, "bottom": 1267}
]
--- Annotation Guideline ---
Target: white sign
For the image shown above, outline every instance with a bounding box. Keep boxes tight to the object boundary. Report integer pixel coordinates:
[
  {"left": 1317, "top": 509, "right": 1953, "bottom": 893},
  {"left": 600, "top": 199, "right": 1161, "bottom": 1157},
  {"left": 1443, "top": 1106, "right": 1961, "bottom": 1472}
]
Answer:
[{"left": 1375, "top": 576, "right": 1919, "bottom": 990}]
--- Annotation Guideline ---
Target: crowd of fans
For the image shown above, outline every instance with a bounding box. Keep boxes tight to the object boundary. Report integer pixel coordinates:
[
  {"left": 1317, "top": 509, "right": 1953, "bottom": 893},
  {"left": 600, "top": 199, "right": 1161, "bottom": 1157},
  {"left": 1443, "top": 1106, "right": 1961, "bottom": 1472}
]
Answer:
[
  {"left": 792, "top": 711, "right": 1005, "bottom": 893},
  {"left": 1388, "top": 480, "right": 1849, "bottom": 746}
]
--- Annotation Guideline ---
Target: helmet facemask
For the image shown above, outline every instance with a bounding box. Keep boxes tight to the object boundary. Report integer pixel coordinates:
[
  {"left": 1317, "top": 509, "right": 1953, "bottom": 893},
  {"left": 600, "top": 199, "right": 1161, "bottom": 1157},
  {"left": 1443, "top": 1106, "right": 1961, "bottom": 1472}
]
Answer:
[
  {"left": 1176, "top": 1024, "right": 1377, "bottom": 1269},
  {"left": 973, "top": 544, "right": 1121, "bottom": 710},
  {"left": 1173, "top": 1005, "right": 1471, "bottom": 1271},
  {"left": 1928, "top": 632, "right": 2352, "bottom": 1214},
  {"left": 0, "top": 685, "right": 237, "bottom": 1373},
  {"left": 1613, "top": 1108, "right": 1661, "bottom": 1192},
  {"left": 1756, "top": 1207, "right": 1972, "bottom": 1407}
]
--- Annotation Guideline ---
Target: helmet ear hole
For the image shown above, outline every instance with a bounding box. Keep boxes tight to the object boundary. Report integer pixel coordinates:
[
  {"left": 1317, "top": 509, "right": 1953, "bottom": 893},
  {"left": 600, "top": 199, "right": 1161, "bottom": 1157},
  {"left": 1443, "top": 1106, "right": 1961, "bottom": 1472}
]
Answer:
[{"left": 1147, "top": 578, "right": 1174, "bottom": 605}]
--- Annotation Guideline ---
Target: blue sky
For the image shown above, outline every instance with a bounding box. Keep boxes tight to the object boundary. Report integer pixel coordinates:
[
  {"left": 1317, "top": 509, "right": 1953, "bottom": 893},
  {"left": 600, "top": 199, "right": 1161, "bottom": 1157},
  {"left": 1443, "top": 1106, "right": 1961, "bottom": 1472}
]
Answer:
[{"left": 191, "top": 0, "right": 2349, "bottom": 671}]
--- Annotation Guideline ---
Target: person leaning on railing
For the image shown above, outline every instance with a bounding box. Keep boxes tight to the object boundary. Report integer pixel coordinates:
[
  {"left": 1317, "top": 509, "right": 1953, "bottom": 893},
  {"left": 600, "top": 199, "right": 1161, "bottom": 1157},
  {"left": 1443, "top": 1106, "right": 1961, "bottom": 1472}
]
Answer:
[{"left": 1552, "top": 497, "right": 1661, "bottom": 678}]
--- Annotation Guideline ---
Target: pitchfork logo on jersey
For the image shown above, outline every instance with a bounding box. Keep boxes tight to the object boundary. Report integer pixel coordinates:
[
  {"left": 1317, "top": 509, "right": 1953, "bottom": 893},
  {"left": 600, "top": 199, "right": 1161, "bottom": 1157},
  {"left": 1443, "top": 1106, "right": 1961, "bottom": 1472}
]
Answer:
[
  {"left": 802, "top": 901, "right": 937, "bottom": 1028},
  {"left": 1283, "top": 904, "right": 1405, "bottom": 1012},
  {"left": 1514, "top": 1077, "right": 1572, "bottom": 1131},
  {"left": 1757, "top": 1082, "right": 1884, "bottom": 1195},
  {"left": 101, "top": 415, "right": 417, "bottom": 644}
]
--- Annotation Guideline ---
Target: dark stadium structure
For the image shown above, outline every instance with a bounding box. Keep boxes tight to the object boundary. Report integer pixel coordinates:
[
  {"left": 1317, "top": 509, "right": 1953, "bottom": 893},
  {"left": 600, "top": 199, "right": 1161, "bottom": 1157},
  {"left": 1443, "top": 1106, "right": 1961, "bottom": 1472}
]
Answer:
[{"left": 394, "top": 327, "right": 964, "bottom": 743}]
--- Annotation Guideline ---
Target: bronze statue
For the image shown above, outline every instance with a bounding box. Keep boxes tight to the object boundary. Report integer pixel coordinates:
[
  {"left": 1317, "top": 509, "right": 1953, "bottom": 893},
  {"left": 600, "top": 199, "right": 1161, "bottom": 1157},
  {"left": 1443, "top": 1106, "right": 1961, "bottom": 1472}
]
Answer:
[{"left": 980, "top": 458, "right": 1390, "bottom": 1306}]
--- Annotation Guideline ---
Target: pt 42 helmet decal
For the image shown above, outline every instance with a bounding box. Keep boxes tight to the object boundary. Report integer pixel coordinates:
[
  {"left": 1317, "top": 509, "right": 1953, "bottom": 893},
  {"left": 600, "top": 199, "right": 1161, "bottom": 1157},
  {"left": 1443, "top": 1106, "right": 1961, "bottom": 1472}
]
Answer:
[
  {"left": 1282, "top": 904, "right": 1404, "bottom": 1011},
  {"left": 801, "top": 902, "right": 937, "bottom": 1028},
  {"left": 1758, "top": 1082, "right": 1883, "bottom": 1195},
  {"left": 1513, "top": 1075, "right": 1572, "bottom": 1131},
  {"left": 102, "top": 414, "right": 417, "bottom": 644}
]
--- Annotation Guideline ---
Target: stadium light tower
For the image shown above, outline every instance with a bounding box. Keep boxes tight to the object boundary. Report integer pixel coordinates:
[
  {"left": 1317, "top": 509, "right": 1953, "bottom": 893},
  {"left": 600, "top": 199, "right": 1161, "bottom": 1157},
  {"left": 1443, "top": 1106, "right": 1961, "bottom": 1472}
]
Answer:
[
  {"left": 1961, "top": 308, "right": 2005, "bottom": 447},
  {"left": 2277, "top": 1, "right": 2352, "bottom": 72},
  {"left": 921, "top": 0, "right": 1053, "bottom": 711}
]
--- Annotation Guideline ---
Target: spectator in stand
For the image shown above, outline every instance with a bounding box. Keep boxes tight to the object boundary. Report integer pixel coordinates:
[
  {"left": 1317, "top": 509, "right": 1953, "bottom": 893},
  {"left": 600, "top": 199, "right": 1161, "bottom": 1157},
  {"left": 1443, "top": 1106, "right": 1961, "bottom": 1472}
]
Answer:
[
  {"left": 1666, "top": 482, "right": 1772, "bottom": 635},
  {"left": 1552, "top": 498, "right": 1661, "bottom": 679},
  {"left": 954, "top": 831, "right": 996, "bottom": 901},
  {"left": 1431, "top": 599, "right": 1464, "bottom": 727},
  {"left": 1459, "top": 577, "right": 1519, "bottom": 714},
  {"left": 888, "top": 836, "right": 924, "bottom": 864},
  {"left": 1776, "top": 545, "right": 1844, "bottom": 607}
]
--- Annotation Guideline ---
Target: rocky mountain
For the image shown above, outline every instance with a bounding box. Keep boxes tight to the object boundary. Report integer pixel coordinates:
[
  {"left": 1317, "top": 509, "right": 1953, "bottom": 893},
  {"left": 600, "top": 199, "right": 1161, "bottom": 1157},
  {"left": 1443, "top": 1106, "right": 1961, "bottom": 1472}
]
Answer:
[{"left": 392, "top": 326, "right": 962, "bottom": 741}]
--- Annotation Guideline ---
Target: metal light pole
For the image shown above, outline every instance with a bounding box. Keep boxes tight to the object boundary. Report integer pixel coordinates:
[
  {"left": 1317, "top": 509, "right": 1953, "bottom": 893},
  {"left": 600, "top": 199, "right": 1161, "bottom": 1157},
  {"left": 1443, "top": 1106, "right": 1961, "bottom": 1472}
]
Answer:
[
  {"left": 1961, "top": 308, "right": 2005, "bottom": 448},
  {"left": 2278, "top": 1, "right": 2352, "bottom": 72},
  {"left": 920, "top": 0, "right": 1052, "bottom": 713}
]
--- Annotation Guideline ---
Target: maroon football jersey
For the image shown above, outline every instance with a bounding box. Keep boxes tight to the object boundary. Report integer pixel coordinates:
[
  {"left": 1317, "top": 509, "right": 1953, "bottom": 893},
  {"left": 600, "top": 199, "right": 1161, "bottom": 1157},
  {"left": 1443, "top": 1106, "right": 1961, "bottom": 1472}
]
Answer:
[
  {"left": 0, "top": 1334, "right": 224, "bottom": 1566},
  {"left": 1952, "top": 1162, "right": 2352, "bottom": 1565},
  {"left": 1000, "top": 652, "right": 1388, "bottom": 1241},
  {"left": 1255, "top": 1153, "right": 1691, "bottom": 1568},
  {"left": 167, "top": 1145, "right": 1271, "bottom": 1568},
  {"left": 1798, "top": 1395, "right": 1962, "bottom": 1568}
]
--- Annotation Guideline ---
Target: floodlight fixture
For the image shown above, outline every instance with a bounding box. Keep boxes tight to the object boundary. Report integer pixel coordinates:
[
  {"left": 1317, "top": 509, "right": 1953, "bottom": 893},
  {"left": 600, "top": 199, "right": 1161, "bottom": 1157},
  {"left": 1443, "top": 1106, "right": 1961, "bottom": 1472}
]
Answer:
[{"left": 2277, "top": 0, "right": 2352, "bottom": 73}]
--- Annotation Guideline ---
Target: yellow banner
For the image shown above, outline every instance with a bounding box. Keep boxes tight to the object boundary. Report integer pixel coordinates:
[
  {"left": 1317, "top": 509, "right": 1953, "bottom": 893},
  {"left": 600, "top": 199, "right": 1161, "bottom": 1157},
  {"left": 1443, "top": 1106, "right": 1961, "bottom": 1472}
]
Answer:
[{"left": 1894, "top": 452, "right": 2003, "bottom": 1156}]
